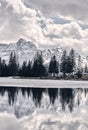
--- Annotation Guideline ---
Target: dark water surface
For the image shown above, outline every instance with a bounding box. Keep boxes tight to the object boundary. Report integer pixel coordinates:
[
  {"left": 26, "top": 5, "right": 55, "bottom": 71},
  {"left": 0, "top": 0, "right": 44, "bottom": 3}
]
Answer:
[{"left": 0, "top": 87, "right": 87, "bottom": 111}]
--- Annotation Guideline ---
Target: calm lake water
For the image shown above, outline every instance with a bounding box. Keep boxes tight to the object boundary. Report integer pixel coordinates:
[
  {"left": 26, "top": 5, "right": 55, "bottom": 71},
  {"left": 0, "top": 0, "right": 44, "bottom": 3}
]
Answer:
[
  {"left": 0, "top": 87, "right": 87, "bottom": 114},
  {"left": 0, "top": 86, "right": 88, "bottom": 130}
]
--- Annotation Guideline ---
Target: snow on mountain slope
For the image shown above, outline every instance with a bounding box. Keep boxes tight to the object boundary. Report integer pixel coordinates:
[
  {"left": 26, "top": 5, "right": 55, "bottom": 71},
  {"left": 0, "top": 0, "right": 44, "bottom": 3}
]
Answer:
[
  {"left": 0, "top": 38, "right": 37, "bottom": 65},
  {"left": 0, "top": 38, "right": 63, "bottom": 65},
  {"left": 0, "top": 38, "right": 87, "bottom": 68},
  {"left": 16, "top": 38, "right": 37, "bottom": 64}
]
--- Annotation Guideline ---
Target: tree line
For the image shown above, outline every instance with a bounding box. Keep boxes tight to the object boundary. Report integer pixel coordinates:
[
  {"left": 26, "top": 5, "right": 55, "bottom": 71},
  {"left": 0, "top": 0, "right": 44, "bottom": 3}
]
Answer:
[{"left": 0, "top": 49, "right": 87, "bottom": 78}]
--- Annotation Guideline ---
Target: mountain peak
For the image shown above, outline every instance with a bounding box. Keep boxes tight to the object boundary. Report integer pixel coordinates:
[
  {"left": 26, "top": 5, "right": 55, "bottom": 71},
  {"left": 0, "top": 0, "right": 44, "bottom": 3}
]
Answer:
[
  {"left": 16, "top": 38, "right": 37, "bottom": 50},
  {"left": 17, "top": 38, "right": 27, "bottom": 44}
]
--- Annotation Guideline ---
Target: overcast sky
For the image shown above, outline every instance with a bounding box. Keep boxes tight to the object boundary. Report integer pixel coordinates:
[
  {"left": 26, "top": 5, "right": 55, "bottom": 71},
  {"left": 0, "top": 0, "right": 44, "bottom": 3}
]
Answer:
[{"left": 0, "top": 0, "right": 88, "bottom": 55}]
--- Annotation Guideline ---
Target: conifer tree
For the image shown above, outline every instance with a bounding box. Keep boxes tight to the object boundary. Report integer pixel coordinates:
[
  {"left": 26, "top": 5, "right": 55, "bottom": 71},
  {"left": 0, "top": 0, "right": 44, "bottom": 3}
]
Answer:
[
  {"left": 1, "top": 60, "right": 8, "bottom": 76},
  {"left": 60, "top": 50, "right": 67, "bottom": 77},
  {"left": 49, "top": 55, "right": 59, "bottom": 77},
  {"left": 78, "top": 55, "right": 82, "bottom": 72},
  {"left": 8, "top": 52, "right": 18, "bottom": 76},
  {"left": 20, "top": 61, "right": 27, "bottom": 77},
  {"left": 32, "top": 52, "right": 46, "bottom": 77},
  {"left": 66, "top": 56, "right": 73, "bottom": 73},
  {"left": 84, "top": 64, "right": 88, "bottom": 73},
  {"left": 0, "top": 58, "right": 2, "bottom": 76},
  {"left": 26, "top": 60, "right": 32, "bottom": 77},
  {"left": 69, "top": 49, "right": 75, "bottom": 73}
]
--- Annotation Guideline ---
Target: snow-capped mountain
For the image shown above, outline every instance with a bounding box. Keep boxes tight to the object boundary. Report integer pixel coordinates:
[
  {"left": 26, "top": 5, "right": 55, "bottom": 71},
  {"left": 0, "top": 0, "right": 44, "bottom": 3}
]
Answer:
[
  {"left": 0, "top": 38, "right": 37, "bottom": 65},
  {"left": 0, "top": 38, "right": 87, "bottom": 68},
  {"left": 0, "top": 38, "right": 63, "bottom": 65}
]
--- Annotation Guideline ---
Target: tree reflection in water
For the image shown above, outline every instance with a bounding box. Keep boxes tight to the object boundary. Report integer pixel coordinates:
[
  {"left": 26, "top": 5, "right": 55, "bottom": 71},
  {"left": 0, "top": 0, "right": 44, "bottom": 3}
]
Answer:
[{"left": 0, "top": 87, "right": 87, "bottom": 111}]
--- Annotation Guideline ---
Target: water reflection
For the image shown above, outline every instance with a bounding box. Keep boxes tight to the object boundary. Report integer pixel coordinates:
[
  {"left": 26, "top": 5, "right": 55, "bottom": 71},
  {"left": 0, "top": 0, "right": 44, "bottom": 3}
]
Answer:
[
  {"left": 60, "top": 88, "right": 74, "bottom": 111},
  {"left": 0, "top": 87, "right": 87, "bottom": 112}
]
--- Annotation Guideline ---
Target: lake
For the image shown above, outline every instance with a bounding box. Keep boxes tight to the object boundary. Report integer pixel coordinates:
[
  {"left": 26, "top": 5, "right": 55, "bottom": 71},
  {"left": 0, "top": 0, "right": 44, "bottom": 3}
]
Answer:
[{"left": 0, "top": 78, "right": 88, "bottom": 130}]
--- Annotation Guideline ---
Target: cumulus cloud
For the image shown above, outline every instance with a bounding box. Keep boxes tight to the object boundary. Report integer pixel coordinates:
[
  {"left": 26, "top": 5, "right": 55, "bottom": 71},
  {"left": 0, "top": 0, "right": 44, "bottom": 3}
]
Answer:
[
  {"left": 0, "top": 0, "right": 42, "bottom": 43},
  {"left": 24, "top": 0, "right": 88, "bottom": 23},
  {"left": 0, "top": 0, "right": 88, "bottom": 56},
  {"left": 42, "top": 21, "right": 88, "bottom": 55},
  {"left": 0, "top": 113, "right": 26, "bottom": 130},
  {"left": 44, "top": 22, "right": 86, "bottom": 39}
]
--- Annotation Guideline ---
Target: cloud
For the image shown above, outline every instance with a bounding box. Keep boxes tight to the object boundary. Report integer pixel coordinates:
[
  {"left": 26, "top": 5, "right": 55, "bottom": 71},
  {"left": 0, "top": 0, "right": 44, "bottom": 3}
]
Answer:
[
  {"left": 24, "top": 0, "right": 88, "bottom": 23},
  {"left": 0, "top": 0, "right": 52, "bottom": 45},
  {"left": 0, "top": 0, "right": 88, "bottom": 56},
  {"left": 0, "top": 113, "right": 26, "bottom": 130},
  {"left": 43, "top": 21, "right": 88, "bottom": 55},
  {"left": 44, "top": 22, "right": 85, "bottom": 39},
  {"left": 0, "top": 0, "right": 39, "bottom": 42}
]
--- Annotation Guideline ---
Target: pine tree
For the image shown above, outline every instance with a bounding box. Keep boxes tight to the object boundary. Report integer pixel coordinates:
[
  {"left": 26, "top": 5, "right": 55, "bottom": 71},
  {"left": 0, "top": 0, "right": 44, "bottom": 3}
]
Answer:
[
  {"left": 60, "top": 50, "right": 67, "bottom": 77},
  {"left": 32, "top": 52, "right": 46, "bottom": 77},
  {"left": 69, "top": 49, "right": 75, "bottom": 73},
  {"left": 0, "top": 58, "right": 2, "bottom": 76},
  {"left": 78, "top": 55, "right": 82, "bottom": 72},
  {"left": 26, "top": 60, "right": 32, "bottom": 77},
  {"left": 20, "top": 61, "right": 27, "bottom": 77},
  {"left": 66, "top": 56, "right": 73, "bottom": 73},
  {"left": 32, "top": 58, "right": 38, "bottom": 77},
  {"left": 13, "top": 53, "right": 18, "bottom": 76},
  {"left": 8, "top": 52, "right": 18, "bottom": 76},
  {"left": 60, "top": 49, "right": 76, "bottom": 77},
  {"left": 1, "top": 60, "right": 8, "bottom": 76},
  {"left": 84, "top": 64, "right": 88, "bottom": 73},
  {"left": 49, "top": 55, "right": 59, "bottom": 77},
  {"left": 48, "top": 58, "right": 53, "bottom": 75}
]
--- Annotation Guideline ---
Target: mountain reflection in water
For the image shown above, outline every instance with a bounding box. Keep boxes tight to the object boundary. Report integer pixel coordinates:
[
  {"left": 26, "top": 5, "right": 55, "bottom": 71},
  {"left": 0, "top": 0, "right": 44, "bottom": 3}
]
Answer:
[{"left": 0, "top": 87, "right": 87, "bottom": 113}]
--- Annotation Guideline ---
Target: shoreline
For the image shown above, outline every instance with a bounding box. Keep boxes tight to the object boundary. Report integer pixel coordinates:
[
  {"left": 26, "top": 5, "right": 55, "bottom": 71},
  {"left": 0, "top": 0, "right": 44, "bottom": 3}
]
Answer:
[{"left": 0, "top": 77, "right": 88, "bottom": 88}]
